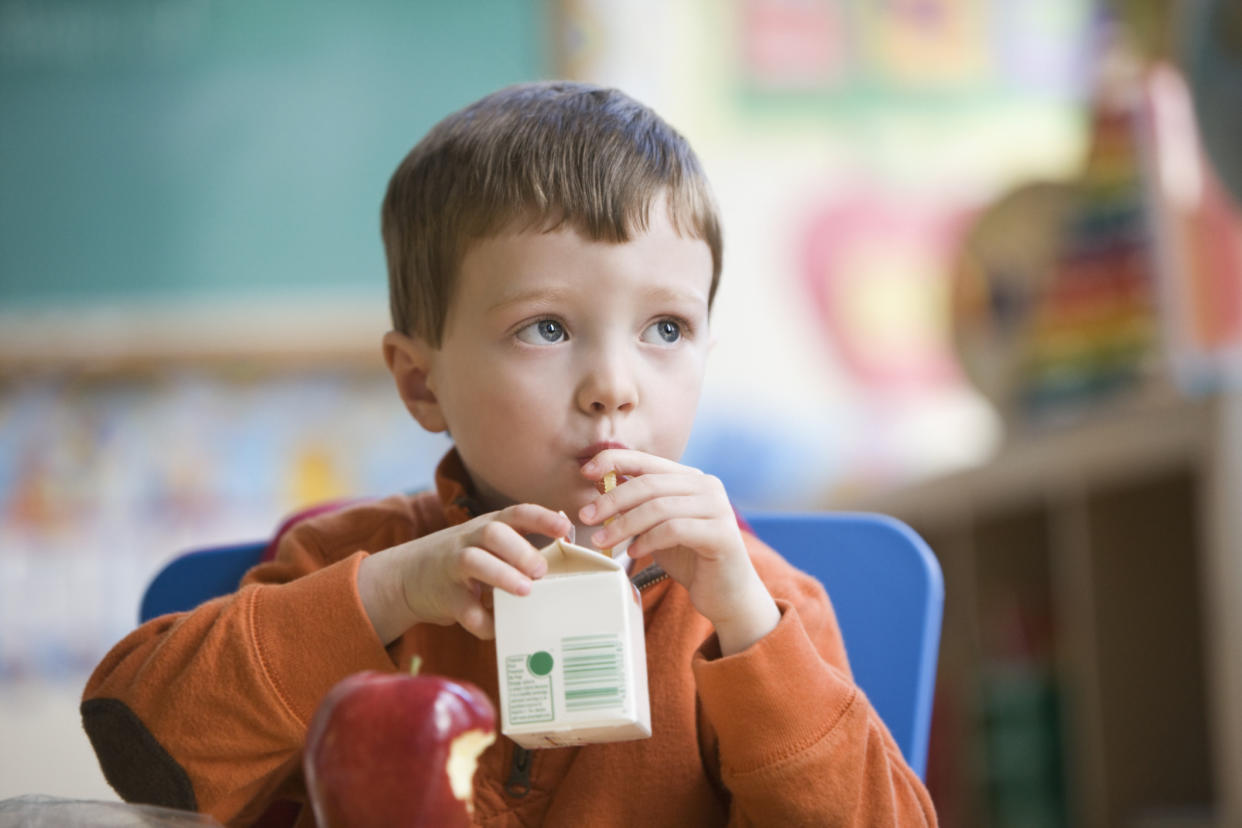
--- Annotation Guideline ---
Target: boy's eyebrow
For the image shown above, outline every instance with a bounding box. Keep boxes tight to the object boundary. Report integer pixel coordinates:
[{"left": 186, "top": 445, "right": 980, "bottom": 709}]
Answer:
[
  {"left": 642, "top": 284, "right": 709, "bottom": 307},
  {"left": 488, "top": 284, "right": 707, "bottom": 313},
  {"left": 486, "top": 286, "right": 575, "bottom": 313}
]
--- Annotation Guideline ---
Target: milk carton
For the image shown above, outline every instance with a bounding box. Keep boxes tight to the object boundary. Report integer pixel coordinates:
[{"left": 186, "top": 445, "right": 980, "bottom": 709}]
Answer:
[{"left": 493, "top": 539, "right": 651, "bottom": 748}]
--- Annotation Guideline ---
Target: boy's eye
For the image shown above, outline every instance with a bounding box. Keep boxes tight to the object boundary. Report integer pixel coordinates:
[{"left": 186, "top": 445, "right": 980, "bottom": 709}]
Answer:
[
  {"left": 516, "top": 318, "right": 567, "bottom": 345},
  {"left": 642, "top": 318, "right": 683, "bottom": 345}
]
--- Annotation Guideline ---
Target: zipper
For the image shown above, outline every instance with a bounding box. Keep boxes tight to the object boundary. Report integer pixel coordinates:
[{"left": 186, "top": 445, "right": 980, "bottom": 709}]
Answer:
[
  {"left": 502, "top": 563, "right": 668, "bottom": 799},
  {"left": 505, "top": 743, "right": 533, "bottom": 798},
  {"left": 632, "top": 563, "right": 668, "bottom": 592}
]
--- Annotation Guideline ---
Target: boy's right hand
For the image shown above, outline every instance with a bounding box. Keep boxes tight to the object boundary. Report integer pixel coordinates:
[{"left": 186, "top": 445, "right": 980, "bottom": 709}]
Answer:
[{"left": 357, "top": 504, "right": 571, "bottom": 645}]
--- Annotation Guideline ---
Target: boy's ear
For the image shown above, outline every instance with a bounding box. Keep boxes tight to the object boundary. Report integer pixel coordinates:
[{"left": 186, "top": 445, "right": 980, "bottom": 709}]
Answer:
[{"left": 382, "top": 330, "right": 448, "bottom": 433}]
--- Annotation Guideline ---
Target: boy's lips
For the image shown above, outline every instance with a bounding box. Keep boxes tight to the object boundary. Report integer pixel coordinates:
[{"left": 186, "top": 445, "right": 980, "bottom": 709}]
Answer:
[{"left": 576, "top": 441, "right": 628, "bottom": 466}]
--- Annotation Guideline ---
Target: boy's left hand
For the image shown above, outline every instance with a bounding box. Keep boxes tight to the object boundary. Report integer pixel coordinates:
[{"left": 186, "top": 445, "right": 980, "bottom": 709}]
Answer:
[{"left": 579, "top": 449, "right": 780, "bottom": 656}]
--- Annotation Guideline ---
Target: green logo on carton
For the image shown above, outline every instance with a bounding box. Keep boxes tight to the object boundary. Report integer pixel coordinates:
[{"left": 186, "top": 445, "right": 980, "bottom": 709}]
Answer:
[{"left": 527, "top": 651, "right": 554, "bottom": 677}]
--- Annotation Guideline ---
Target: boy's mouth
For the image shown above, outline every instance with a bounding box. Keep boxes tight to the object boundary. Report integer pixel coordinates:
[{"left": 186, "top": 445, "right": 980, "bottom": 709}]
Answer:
[{"left": 576, "top": 441, "right": 629, "bottom": 466}]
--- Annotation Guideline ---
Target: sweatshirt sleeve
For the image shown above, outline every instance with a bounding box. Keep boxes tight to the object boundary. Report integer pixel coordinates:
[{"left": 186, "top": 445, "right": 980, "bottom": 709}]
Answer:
[
  {"left": 80, "top": 524, "right": 396, "bottom": 825},
  {"left": 692, "top": 576, "right": 938, "bottom": 825}
]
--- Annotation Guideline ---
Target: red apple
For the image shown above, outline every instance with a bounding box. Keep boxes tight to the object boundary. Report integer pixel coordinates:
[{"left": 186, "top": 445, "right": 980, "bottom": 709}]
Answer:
[{"left": 303, "top": 658, "right": 496, "bottom": 828}]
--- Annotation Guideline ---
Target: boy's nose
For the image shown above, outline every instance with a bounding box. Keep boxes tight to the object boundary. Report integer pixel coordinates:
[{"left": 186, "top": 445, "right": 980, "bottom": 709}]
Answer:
[{"left": 576, "top": 357, "right": 638, "bottom": 415}]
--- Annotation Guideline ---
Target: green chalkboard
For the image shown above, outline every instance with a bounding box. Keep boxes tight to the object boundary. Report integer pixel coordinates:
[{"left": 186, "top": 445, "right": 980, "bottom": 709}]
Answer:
[{"left": 0, "top": 0, "right": 545, "bottom": 308}]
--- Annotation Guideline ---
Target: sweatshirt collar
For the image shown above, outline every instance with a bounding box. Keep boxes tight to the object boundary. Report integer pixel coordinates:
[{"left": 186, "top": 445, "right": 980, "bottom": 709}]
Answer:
[{"left": 434, "top": 448, "right": 484, "bottom": 526}]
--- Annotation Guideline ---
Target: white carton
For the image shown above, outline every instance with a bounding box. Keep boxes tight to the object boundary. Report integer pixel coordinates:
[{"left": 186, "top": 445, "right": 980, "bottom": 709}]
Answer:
[{"left": 493, "top": 539, "right": 651, "bottom": 749}]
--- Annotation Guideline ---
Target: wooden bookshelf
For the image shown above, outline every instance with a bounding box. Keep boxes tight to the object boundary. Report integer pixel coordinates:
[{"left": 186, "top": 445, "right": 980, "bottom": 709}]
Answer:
[{"left": 836, "top": 390, "right": 1242, "bottom": 828}]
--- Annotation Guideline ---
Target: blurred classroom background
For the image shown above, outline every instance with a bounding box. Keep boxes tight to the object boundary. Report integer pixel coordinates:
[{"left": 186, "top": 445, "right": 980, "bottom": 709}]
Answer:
[{"left": 2, "top": 0, "right": 1241, "bottom": 825}]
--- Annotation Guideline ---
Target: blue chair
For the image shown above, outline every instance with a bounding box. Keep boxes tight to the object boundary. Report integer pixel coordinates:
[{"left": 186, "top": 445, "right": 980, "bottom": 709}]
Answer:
[
  {"left": 141, "top": 511, "right": 942, "bottom": 778},
  {"left": 139, "top": 540, "right": 268, "bottom": 624},
  {"left": 744, "top": 512, "right": 943, "bottom": 779}
]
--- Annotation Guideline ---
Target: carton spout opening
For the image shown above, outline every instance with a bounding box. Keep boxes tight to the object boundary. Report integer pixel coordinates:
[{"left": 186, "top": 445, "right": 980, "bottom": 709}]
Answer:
[{"left": 539, "top": 539, "right": 624, "bottom": 575}]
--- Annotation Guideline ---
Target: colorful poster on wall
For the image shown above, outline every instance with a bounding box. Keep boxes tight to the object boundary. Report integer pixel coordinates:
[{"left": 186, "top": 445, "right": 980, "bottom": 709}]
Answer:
[
  {"left": 731, "top": 0, "right": 1095, "bottom": 114},
  {"left": 0, "top": 370, "right": 452, "bottom": 679},
  {"left": 992, "top": 0, "right": 1095, "bottom": 96},
  {"left": 738, "top": 0, "right": 852, "bottom": 91},
  {"left": 859, "top": 0, "right": 988, "bottom": 89},
  {"left": 801, "top": 191, "right": 968, "bottom": 391}
]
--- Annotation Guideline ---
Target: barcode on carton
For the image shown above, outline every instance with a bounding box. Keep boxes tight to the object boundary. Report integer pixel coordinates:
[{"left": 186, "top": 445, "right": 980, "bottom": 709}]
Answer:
[{"left": 562, "top": 634, "right": 626, "bottom": 712}]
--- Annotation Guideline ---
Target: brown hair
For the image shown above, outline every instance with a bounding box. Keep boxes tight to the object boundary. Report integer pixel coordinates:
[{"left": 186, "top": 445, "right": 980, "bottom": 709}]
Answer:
[{"left": 381, "top": 81, "right": 723, "bottom": 345}]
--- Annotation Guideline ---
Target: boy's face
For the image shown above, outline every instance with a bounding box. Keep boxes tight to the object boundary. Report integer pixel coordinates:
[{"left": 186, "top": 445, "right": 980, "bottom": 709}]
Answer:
[{"left": 392, "top": 199, "right": 713, "bottom": 527}]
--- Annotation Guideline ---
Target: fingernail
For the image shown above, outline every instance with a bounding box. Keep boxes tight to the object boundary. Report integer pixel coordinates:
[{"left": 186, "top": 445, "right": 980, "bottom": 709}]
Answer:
[
  {"left": 532, "top": 559, "right": 547, "bottom": 578},
  {"left": 579, "top": 503, "right": 596, "bottom": 522},
  {"left": 591, "top": 530, "right": 607, "bottom": 546},
  {"left": 582, "top": 459, "right": 597, "bottom": 473}
]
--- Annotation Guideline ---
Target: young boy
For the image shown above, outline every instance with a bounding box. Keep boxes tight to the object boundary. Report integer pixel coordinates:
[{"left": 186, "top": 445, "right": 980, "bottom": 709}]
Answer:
[{"left": 82, "top": 81, "right": 937, "bottom": 826}]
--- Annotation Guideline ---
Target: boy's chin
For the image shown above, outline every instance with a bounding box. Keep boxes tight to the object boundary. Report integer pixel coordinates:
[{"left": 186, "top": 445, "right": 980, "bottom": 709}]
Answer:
[{"left": 533, "top": 481, "right": 598, "bottom": 513}]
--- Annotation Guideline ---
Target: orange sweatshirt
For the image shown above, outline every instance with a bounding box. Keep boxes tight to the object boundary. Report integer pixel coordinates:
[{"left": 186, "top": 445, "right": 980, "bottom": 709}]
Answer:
[{"left": 82, "top": 451, "right": 937, "bottom": 826}]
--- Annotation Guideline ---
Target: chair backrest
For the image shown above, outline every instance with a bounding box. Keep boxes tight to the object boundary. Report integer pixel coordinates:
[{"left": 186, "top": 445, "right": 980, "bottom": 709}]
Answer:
[
  {"left": 139, "top": 540, "right": 267, "bottom": 624},
  {"left": 139, "top": 497, "right": 359, "bottom": 624},
  {"left": 140, "top": 510, "right": 943, "bottom": 778},
  {"left": 743, "top": 511, "right": 943, "bottom": 779}
]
